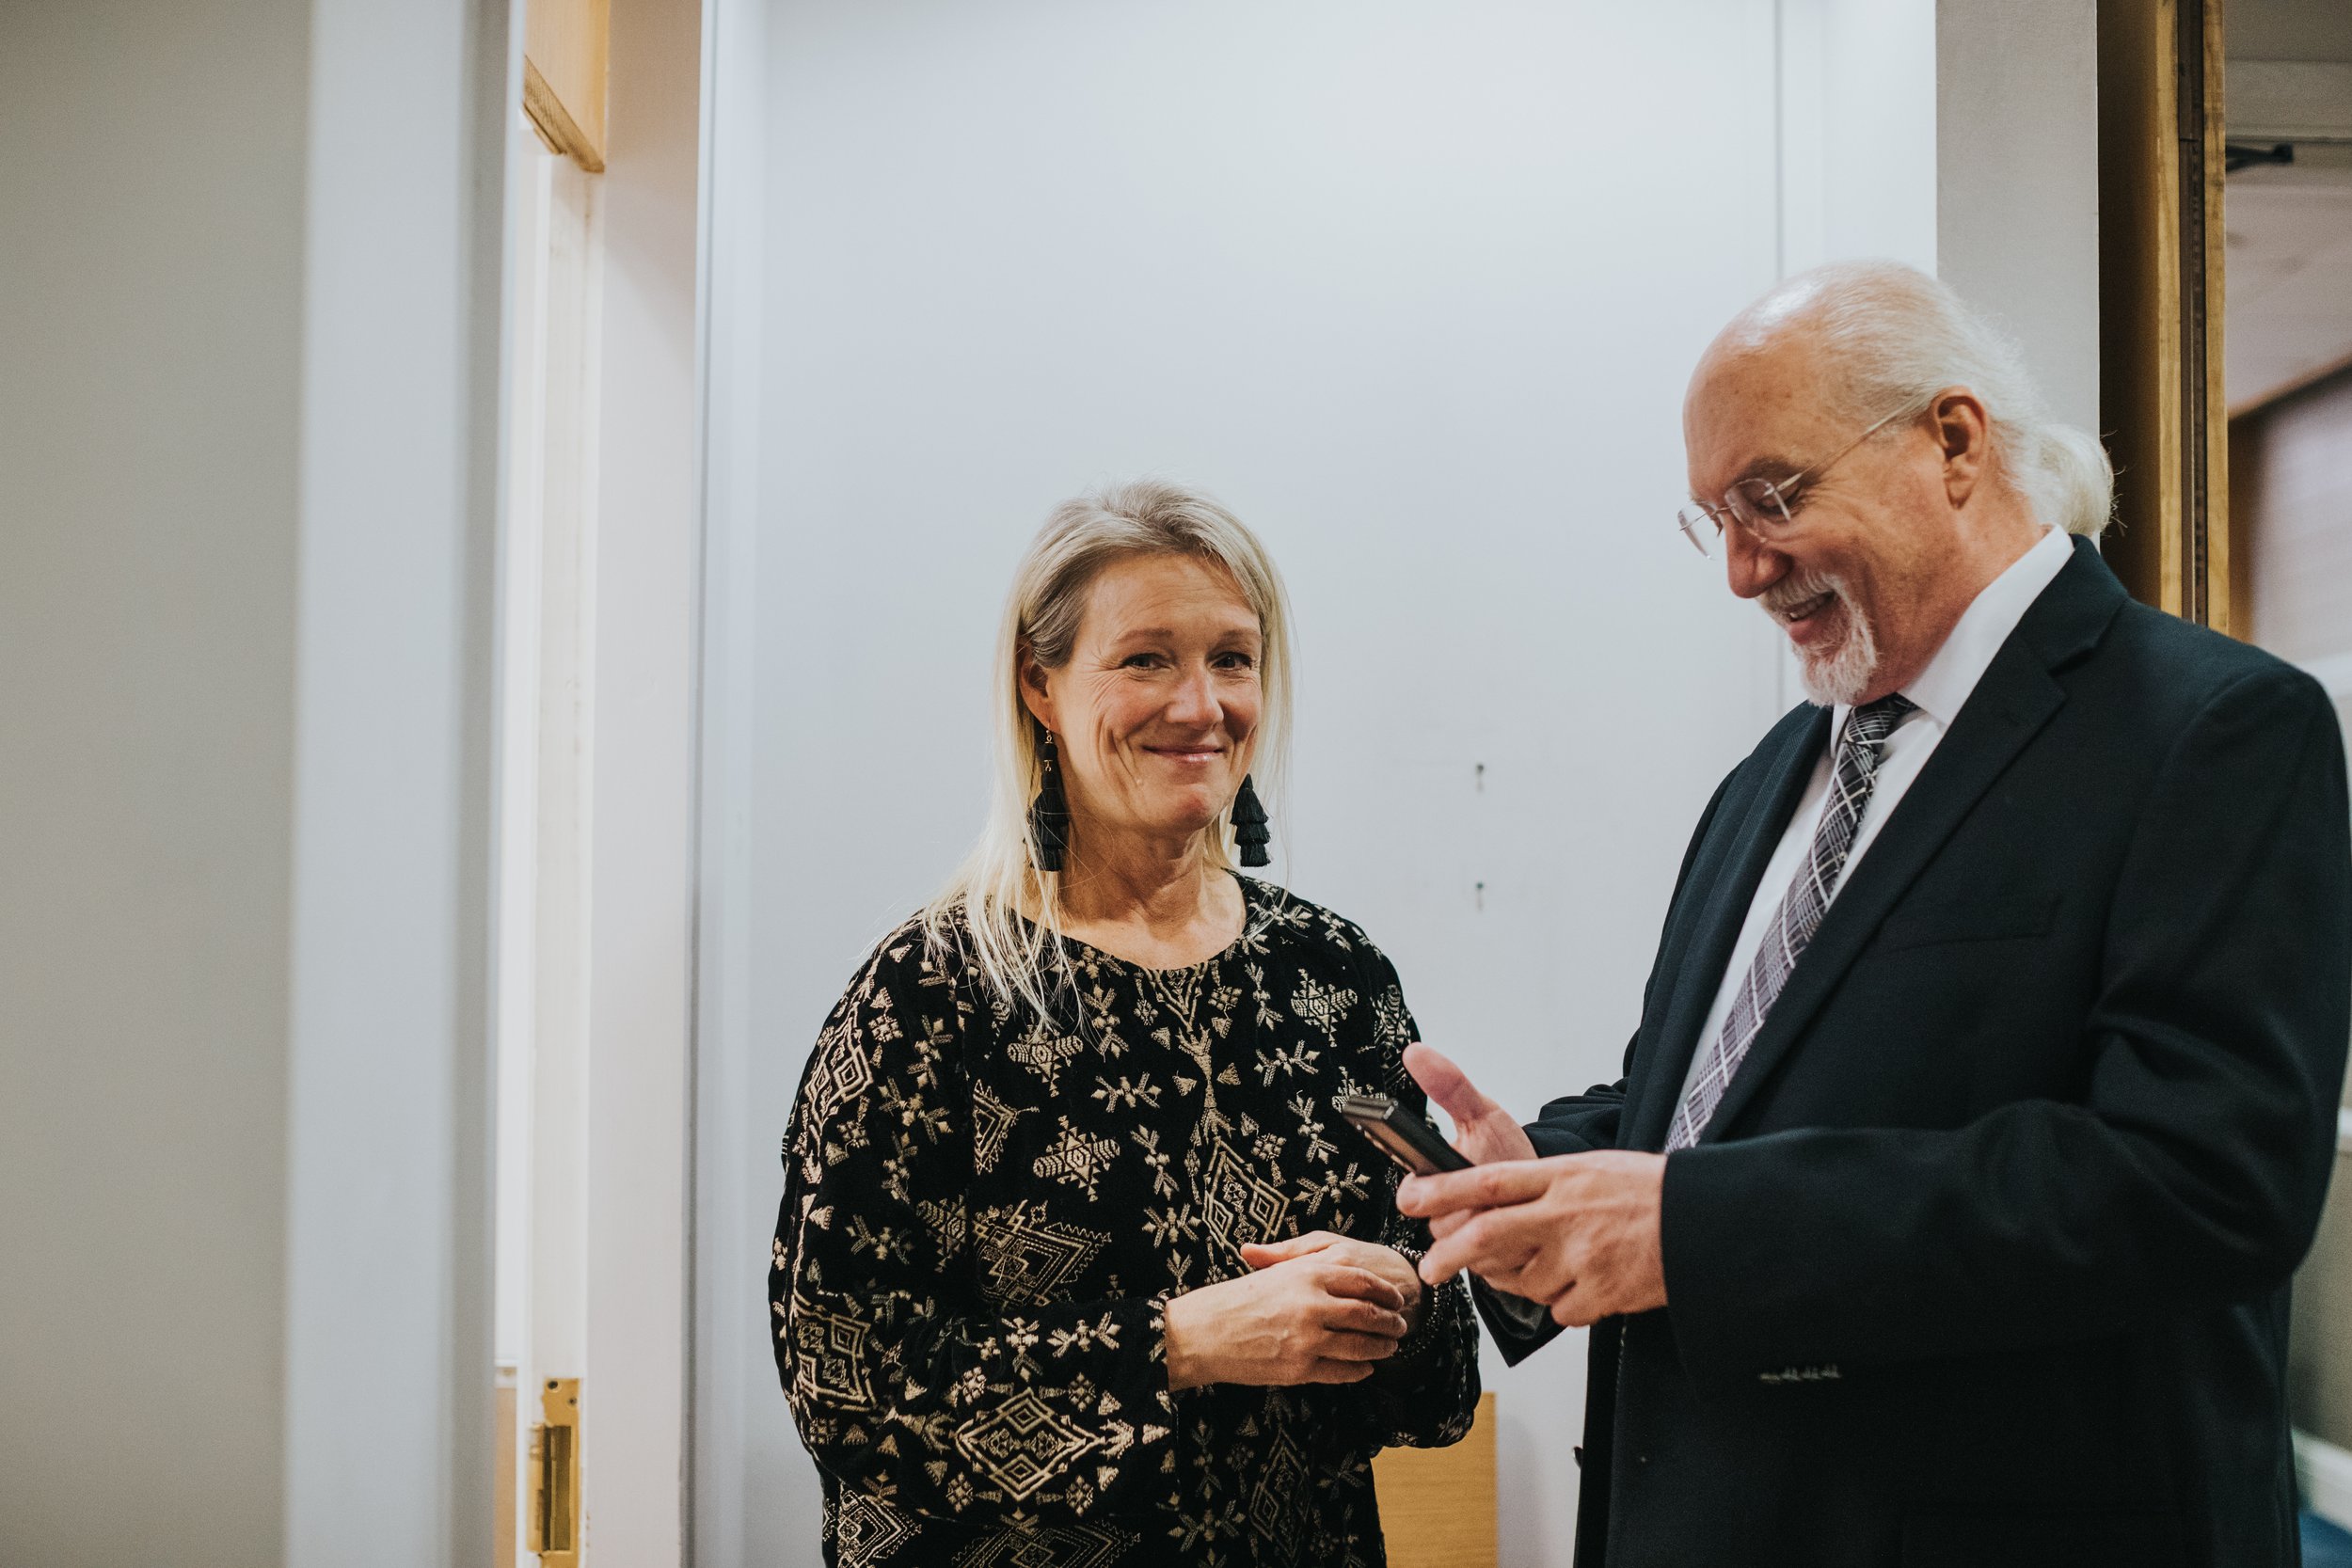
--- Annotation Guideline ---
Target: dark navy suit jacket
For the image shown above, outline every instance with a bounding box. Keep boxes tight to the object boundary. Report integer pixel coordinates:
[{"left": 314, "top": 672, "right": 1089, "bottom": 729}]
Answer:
[{"left": 1482, "top": 540, "right": 2352, "bottom": 1568}]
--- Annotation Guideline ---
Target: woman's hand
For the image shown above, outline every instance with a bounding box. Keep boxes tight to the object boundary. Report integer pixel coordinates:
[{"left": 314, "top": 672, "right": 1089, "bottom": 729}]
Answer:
[
  {"left": 1163, "top": 1252, "right": 1410, "bottom": 1391},
  {"left": 1239, "top": 1231, "right": 1426, "bottom": 1331}
]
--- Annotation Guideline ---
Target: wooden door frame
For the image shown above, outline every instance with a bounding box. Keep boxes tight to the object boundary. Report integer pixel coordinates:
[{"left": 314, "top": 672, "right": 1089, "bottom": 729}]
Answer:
[{"left": 2097, "top": 0, "right": 2233, "bottom": 631}]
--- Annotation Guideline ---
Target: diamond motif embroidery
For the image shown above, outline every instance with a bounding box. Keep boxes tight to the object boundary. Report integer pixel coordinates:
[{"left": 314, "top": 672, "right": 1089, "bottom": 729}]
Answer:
[
  {"left": 834, "top": 1490, "right": 917, "bottom": 1566},
  {"left": 954, "top": 1387, "right": 1102, "bottom": 1498},
  {"left": 788, "top": 1293, "right": 876, "bottom": 1413},
  {"left": 1200, "top": 1138, "right": 1290, "bottom": 1256},
  {"left": 970, "top": 1082, "right": 1022, "bottom": 1174},
  {"left": 804, "top": 1018, "right": 873, "bottom": 1131},
  {"left": 947, "top": 1522, "right": 1137, "bottom": 1567},
  {"left": 974, "top": 1202, "right": 1109, "bottom": 1307},
  {"left": 1246, "top": 1423, "right": 1311, "bottom": 1556}
]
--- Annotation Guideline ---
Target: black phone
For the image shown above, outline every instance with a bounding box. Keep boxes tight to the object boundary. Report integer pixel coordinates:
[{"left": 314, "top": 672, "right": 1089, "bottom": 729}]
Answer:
[{"left": 1334, "top": 1093, "right": 1471, "bottom": 1177}]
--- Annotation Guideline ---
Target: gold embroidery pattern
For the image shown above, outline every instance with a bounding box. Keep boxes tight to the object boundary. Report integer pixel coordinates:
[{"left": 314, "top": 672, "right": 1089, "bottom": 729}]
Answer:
[
  {"left": 975, "top": 1202, "right": 1109, "bottom": 1307},
  {"left": 954, "top": 1386, "right": 1104, "bottom": 1499},
  {"left": 787, "top": 1290, "right": 876, "bottom": 1414},
  {"left": 948, "top": 1523, "right": 1137, "bottom": 1567},
  {"left": 972, "top": 1081, "right": 1022, "bottom": 1173},
  {"left": 771, "top": 885, "right": 1479, "bottom": 1567},
  {"left": 834, "top": 1490, "right": 917, "bottom": 1565}
]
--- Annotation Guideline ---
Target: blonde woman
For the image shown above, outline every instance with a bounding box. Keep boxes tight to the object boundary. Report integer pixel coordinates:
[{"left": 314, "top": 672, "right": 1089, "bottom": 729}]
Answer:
[{"left": 771, "top": 481, "right": 1478, "bottom": 1565}]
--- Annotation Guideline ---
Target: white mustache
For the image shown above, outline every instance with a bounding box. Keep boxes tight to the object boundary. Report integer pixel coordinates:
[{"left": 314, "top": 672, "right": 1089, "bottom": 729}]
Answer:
[{"left": 1760, "top": 569, "right": 1845, "bottom": 623}]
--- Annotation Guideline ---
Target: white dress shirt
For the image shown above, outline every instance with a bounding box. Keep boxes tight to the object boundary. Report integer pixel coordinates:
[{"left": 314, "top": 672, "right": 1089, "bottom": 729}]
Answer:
[{"left": 1671, "top": 526, "right": 2075, "bottom": 1117}]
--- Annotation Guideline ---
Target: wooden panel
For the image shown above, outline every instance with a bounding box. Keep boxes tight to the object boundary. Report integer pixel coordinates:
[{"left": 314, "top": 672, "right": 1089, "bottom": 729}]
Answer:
[
  {"left": 2096, "top": 0, "right": 2231, "bottom": 630},
  {"left": 525, "top": 0, "right": 609, "bottom": 172},
  {"left": 1375, "top": 1391, "right": 1499, "bottom": 1568}
]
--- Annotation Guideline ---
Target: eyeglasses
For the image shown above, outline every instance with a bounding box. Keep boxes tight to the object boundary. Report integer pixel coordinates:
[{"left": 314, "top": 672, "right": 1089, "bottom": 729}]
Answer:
[{"left": 1676, "top": 407, "right": 1912, "bottom": 558}]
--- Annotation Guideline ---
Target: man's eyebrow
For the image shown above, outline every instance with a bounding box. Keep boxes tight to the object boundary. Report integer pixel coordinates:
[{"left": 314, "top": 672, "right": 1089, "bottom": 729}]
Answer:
[{"left": 1731, "top": 453, "right": 1801, "bottom": 486}]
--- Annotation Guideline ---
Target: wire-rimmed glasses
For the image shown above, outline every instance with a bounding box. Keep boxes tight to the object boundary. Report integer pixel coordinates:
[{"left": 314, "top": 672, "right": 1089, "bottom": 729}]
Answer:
[{"left": 1676, "top": 407, "right": 1913, "bottom": 558}]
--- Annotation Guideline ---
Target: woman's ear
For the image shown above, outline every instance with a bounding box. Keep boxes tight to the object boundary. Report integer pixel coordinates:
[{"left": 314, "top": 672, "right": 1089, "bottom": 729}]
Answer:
[{"left": 1016, "top": 652, "right": 1057, "bottom": 733}]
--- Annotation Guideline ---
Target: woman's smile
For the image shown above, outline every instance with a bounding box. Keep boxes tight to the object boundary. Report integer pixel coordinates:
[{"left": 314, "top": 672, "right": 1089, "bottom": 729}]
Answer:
[{"left": 1141, "top": 742, "right": 1227, "bottom": 766}]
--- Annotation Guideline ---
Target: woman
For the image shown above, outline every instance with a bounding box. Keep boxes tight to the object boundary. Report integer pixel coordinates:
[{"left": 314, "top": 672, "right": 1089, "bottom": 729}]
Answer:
[{"left": 771, "top": 481, "right": 1478, "bottom": 1566}]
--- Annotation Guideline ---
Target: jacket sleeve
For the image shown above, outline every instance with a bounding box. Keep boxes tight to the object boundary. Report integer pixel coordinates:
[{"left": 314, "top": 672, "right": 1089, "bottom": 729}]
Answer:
[
  {"left": 1661, "top": 667, "right": 2352, "bottom": 1397},
  {"left": 770, "top": 927, "right": 1182, "bottom": 1528},
  {"left": 1326, "top": 936, "right": 1483, "bottom": 1449}
]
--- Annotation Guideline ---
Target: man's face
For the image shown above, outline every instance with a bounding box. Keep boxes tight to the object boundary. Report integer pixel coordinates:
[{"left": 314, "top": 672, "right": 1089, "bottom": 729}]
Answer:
[{"left": 1683, "top": 330, "right": 1960, "bottom": 705}]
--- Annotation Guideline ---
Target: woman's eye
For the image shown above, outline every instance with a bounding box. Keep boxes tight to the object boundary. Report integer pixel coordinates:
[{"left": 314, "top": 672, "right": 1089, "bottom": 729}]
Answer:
[
  {"left": 1216, "top": 653, "right": 1256, "bottom": 671},
  {"left": 1122, "top": 653, "right": 1164, "bottom": 670}
]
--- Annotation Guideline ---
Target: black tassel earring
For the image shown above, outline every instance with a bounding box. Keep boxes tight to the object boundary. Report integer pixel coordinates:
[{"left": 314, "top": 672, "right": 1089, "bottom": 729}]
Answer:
[
  {"left": 1231, "top": 775, "right": 1271, "bottom": 868},
  {"left": 1028, "top": 724, "right": 1072, "bottom": 873}
]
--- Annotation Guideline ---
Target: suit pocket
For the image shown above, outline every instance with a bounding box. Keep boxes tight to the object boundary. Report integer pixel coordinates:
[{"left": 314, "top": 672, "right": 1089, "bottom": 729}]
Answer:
[
  {"left": 1900, "top": 1508, "right": 2185, "bottom": 1568},
  {"left": 1875, "top": 891, "right": 2059, "bottom": 953}
]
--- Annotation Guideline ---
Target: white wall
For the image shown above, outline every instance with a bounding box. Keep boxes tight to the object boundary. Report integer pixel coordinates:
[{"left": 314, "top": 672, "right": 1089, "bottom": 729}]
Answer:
[
  {"left": 1937, "top": 0, "right": 2102, "bottom": 435},
  {"left": 0, "top": 5, "right": 310, "bottom": 1560},
  {"left": 0, "top": 3, "right": 511, "bottom": 1564}
]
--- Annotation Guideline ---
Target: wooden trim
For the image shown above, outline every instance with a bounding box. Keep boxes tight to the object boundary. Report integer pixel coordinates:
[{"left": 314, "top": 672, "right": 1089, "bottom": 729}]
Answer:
[
  {"left": 524, "top": 56, "right": 605, "bottom": 174},
  {"left": 2096, "top": 0, "right": 2232, "bottom": 632},
  {"left": 1374, "top": 1390, "right": 1498, "bottom": 1567}
]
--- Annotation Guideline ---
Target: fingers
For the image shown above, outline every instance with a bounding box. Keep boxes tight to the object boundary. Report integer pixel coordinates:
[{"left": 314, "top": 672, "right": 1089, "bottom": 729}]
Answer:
[
  {"left": 1321, "top": 1296, "right": 1410, "bottom": 1338},
  {"left": 1299, "top": 1357, "right": 1378, "bottom": 1384},
  {"left": 1420, "top": 1208, "right": 1548, "bottom": 1288},
  {"left": 1396, "top": 1160, "right": 1555, "bottom": 1218},
  {"left": 1239, "top": 1231, "right": 1340, "bottom": 1268},
  {"left": 1402, "top": 1042, "right": 1499, "bottom": 1130},
  {"left": 1315, "top": 1263, "right": 1406, "bottom": 1312}
]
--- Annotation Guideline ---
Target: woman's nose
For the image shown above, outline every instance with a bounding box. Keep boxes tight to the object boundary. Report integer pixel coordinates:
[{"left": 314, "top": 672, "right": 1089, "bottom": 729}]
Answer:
[{"left": 1167, "top": 664, "right": 1220, "bottom": 723}]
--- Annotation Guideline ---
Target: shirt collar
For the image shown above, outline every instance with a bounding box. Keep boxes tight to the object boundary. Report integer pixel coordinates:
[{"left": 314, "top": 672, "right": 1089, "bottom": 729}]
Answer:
[{"left": 1834, "top": 525, "right": 2074, "bottom": 731}]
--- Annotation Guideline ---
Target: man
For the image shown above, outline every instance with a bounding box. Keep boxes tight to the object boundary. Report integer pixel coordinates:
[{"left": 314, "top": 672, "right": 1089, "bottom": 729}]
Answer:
[{"left": 1400, "top": 261, "right": 2352, "bottom": 1567}]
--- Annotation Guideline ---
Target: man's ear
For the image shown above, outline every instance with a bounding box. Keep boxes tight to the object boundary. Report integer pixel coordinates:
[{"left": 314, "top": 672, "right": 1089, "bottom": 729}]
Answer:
[{"left": 1933, "top": 387, "right": 1993, "bottom": 509}]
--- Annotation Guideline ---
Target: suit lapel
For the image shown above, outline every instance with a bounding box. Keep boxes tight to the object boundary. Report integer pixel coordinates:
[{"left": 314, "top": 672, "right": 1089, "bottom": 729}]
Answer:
[
  {"left": 1622, "top": 705, "right": 1829, "bottom": 1151},
  {"left": 1692, "top": 541, "right": 2127, "bottom": 1146}
]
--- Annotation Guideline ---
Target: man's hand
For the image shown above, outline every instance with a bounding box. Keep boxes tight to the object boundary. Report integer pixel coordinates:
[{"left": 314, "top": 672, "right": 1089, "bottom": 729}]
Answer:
[
  {"left": 1397, "top": 1151, "right": 1669, "bottom": 1327},
  {"left": 1404, "top": 1042, "right": 1538, "bottom": 1168}
]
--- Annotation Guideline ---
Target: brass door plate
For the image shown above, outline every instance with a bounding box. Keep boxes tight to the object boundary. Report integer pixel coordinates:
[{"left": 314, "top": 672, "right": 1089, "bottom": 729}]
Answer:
[{"left": 527, "top": 1377, "right": 580, "bottom": 1565}]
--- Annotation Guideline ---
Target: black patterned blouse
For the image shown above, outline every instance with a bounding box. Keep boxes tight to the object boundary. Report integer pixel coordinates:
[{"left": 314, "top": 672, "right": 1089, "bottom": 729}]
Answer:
[{"left": 771, "top": 876, "right": 1480, "bottom": 1568}]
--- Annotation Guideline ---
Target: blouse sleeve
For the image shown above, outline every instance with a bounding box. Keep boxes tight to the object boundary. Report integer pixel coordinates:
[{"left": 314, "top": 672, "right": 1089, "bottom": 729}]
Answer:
[
  {"left": 1332, "top": 933, "right": 1482, "bottom": 1450},
  {"left": 770, "top": 925, "right": 1182, "bottom": 1528}
]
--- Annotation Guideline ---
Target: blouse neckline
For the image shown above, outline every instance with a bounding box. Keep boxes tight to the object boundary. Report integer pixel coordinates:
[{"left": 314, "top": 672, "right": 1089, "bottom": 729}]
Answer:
[{"left": 1029, "top": 870, "right": 1271, "bottom": 977}]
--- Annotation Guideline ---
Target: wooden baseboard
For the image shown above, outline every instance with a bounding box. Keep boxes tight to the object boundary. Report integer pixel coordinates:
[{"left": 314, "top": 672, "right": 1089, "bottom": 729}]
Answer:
[{"left": 1374, "top": 1390, "right": 1498, "bottom": 1568}]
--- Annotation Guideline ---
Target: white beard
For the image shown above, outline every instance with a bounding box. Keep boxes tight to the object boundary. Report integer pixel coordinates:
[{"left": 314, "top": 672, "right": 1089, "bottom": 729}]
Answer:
[{"left": 1765, "top": 572, "right": 1882, "bottom": 707}]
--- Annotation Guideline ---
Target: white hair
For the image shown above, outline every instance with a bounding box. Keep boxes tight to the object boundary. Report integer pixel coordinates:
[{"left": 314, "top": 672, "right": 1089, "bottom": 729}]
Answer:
[
  {"left": 920, "top": 480, "right": 1294, "bottom": 1013},
  {"left": 1735, "top": 261, "right": 2113, "bottom": 538}
]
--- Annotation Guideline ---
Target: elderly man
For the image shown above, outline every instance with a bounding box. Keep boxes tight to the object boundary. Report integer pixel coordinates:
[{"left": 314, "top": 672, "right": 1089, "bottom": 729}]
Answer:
[{"left": 1402, "top": 261, "right": 2351, "bottom": 1567}]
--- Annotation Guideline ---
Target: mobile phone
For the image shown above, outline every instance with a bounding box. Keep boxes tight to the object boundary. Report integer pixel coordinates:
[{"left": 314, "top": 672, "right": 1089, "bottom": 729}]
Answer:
[{"left": 1334, "top": 1093, "right": 1472, "bottom": 1177}]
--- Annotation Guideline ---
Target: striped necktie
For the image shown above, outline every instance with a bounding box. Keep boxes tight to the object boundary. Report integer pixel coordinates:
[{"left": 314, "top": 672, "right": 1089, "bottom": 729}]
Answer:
[{"left": 1665, "top": 692, "right": 1916, "bottom": 1153}]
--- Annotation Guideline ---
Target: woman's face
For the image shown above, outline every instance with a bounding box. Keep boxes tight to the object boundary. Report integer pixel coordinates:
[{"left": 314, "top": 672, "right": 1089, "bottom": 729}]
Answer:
[{"left": 1024, "top": 553, "right": 1263, "bottom": 856}]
